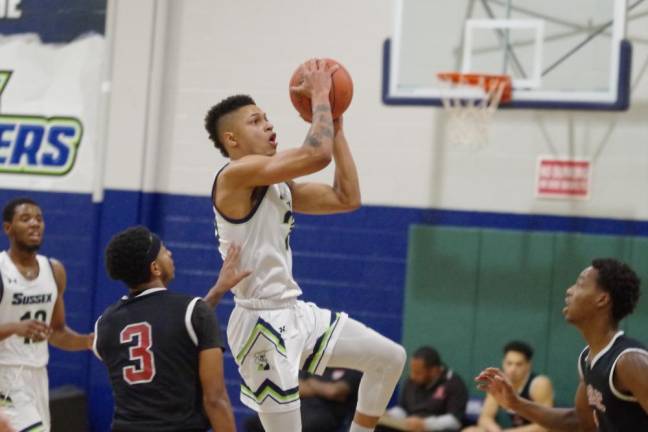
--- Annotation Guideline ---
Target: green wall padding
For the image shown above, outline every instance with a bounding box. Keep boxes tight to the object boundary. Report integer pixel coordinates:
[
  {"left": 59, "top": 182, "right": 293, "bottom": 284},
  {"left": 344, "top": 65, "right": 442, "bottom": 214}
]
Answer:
[{"left": 402, "top": 225, "right": 648, "bottom": 406}]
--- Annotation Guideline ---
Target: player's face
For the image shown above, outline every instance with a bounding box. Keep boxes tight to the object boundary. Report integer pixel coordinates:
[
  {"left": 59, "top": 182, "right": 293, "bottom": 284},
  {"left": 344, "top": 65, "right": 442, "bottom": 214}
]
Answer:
[
  {"left": 4, "top": 203, "right": 44, "bottom": 253},
  {"left": 233, "top": 105, "right": 277, "bottom": 156},
  {"left": 563, "top": 266, "right": 608, "bottom": 324},
  {"left": 502, "top": 351, "right": 530, "bottom": 385},
  {"left": 409, "top": 358, "right": 439, "bottom": 386},
  {"left": 155, "top": 244, "right": 175, "bottom": 285}
]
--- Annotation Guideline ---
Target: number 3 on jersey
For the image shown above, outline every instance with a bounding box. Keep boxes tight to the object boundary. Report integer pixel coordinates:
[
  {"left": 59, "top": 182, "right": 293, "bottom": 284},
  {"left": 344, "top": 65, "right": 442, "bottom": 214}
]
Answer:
[{"left": 120, "top": 322, "right": 156, "bottom": 384}]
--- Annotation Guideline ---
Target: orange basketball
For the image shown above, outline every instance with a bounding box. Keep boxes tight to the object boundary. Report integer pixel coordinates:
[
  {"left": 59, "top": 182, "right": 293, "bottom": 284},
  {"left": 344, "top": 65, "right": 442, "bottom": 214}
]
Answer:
[{"left": 289, "top": 59, "right": 353, "bottom": 122}]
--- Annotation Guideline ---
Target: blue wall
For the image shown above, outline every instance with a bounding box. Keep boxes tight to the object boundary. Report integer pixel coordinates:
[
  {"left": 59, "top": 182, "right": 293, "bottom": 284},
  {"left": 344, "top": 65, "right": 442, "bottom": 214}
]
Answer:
[{"left": 2, "top": 188, "right": 648, "bottom": 430}]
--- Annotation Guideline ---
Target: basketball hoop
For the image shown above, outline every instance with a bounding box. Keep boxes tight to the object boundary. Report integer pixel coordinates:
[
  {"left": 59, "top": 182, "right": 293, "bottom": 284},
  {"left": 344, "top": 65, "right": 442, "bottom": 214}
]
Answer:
[{"left": 437, "top": 72, "right": 512, "bottom": 148}]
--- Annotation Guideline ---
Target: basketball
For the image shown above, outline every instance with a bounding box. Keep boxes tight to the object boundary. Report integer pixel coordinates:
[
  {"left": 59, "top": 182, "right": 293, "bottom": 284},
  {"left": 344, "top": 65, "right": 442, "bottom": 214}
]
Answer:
[{"left": 289, "top": 58, "right": 353, "bottom": 122}]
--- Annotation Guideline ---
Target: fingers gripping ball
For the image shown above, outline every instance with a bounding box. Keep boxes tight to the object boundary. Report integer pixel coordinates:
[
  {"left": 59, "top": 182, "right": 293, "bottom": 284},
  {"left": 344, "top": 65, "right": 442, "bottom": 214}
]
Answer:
[{"left": 289, "top": 58, "right": 353, "bottom": 122}]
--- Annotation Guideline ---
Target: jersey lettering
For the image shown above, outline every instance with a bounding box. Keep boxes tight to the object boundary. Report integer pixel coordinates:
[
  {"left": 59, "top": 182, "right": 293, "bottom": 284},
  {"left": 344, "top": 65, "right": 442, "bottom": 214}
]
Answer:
[
  {"left": 12, "top": 292, "right": 52, "bottom": 305},
  {"left": 120, "top": 322, "right": 156, "bottom": 384}
]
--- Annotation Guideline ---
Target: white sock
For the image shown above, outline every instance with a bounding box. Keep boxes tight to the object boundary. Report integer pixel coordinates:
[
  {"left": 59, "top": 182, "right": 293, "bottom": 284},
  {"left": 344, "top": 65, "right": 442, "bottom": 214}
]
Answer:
[{"left": 349, "top": 423, "right": 374, "bottom": 432}]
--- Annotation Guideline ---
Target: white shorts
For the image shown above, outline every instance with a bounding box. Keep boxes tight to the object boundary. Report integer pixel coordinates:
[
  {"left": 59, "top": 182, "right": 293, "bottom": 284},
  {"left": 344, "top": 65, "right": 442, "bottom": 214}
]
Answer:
[
  {"left": 0, "top": 365, "right": 49, "bottom": 432},
  {"left": 227, "top": 299, "right": 348, "bottom": 413}
]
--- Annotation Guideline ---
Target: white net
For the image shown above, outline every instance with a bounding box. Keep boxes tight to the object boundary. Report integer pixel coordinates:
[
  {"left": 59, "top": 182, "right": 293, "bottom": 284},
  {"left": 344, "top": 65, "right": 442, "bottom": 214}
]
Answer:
[{"left": 439, "top": 76, "right": 509, "bottom": 148}]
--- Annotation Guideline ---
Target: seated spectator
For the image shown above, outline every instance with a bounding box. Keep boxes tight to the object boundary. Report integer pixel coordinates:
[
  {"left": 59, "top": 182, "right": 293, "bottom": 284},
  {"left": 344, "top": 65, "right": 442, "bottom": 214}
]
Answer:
[
  {"left": 378, "top": 346, "right": 468, "bottom": 432},
  {"left": 462, "top": 341, "right": 553, "bottom": 432},
  {"left": 244, "top": 367, "right": 362, "bottom": 432}
]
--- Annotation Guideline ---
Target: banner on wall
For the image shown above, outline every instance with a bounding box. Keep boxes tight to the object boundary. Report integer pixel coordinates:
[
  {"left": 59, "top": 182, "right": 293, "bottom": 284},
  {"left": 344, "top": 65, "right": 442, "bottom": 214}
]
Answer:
[
  {"left": 536, "top": 157, "right": 591, "bottom": 199},
  {"left": 0, "top": 0, "right": 106, "bottom": 192}
]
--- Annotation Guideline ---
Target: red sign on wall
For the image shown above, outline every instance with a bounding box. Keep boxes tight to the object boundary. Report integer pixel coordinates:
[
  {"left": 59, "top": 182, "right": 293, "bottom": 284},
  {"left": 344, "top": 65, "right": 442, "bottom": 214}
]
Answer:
[{"left": 536, "top": 158, "right": 591, "bottom": 199}]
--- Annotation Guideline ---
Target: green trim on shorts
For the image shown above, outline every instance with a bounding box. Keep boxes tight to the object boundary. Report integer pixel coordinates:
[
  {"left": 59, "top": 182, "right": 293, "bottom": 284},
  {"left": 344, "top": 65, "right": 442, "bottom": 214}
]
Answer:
[
  {"left": 235, "top": 318, "right": 287, "bottom": 364},
  {"left": 240, "top": 380, "right": 299, "bottom": 405},
  {"left": 303, "top": 312, "right": 341, "bottom": 374}
]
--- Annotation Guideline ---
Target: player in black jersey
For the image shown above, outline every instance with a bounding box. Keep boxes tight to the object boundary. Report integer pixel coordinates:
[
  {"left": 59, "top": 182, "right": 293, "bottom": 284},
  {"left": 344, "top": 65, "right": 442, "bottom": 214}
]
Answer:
[
  {"left": 94, "top": 226, "right": 249, "bottom": 432},
  {"left": 476, "top": 258, "right": 648, "bottom": 432}
]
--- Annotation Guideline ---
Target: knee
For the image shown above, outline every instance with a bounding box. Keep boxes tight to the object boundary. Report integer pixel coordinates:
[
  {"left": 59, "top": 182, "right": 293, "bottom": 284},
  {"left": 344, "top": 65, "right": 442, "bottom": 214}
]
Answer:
[
  {"left": 374, "top": 340, "right": 406, "bottom": 375},
  {"left": 391, "top": 343, "right": 407, "bottom": 372}
]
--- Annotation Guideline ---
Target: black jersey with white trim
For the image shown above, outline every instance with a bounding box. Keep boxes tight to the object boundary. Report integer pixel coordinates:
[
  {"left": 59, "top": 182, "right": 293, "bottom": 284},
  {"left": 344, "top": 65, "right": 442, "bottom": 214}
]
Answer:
[
  {"left": 578, "top": 332, "right": 648, "bottom": 432},
  {"left": 95, "top": 288, "right": 224, "bottom": 432},
  {"left": 506, "top": 372, "right": 537, "bottom": 426}
]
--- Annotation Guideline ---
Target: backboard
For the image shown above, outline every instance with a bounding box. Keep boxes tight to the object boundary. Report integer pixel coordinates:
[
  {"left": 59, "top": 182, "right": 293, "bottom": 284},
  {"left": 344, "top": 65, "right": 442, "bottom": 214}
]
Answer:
[{"left": 383, "top": 0, "right": 634, "bottom": 110}]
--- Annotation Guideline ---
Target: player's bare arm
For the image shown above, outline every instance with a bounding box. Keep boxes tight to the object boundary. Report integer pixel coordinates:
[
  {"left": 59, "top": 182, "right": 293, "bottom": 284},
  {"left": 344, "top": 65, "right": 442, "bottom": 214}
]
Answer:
[
  {"left": 47, "top": 258, "right": 93, "bottom": 350},
  {"left": 475, "top": 393, "right": 503, "bottom": 432},
  {"left": 0, "top": 410, "right": 15, "bottom": 432},
  {"left": 476, "top": 368, "right": 588, "bottom": 432},
  {"left": 614, "top": 351, "right": 648, "bottom": 413},
  {"left": 502, "top": 376, "right": 555, "bottom": 432},
  {"left": 289, "top": 116, "right": 361, "bottom": 214},
  {"left": 217, "top": 60, "right": 337, "bottom": 218},
  {"left": 573, "top": 381, "right": 598, "bottom": 432},
  {"left": 203, "top": 244, "right": 251, "bottom": 308},
  {"left": 199, "top": 348, "right": 236, "bottom": 432}
]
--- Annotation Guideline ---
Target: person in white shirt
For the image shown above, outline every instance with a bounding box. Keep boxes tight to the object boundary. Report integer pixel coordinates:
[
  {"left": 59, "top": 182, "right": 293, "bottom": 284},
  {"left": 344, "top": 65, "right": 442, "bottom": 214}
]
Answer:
[{"left": 0, "top": 197, "right": 93, "bottom": 432}]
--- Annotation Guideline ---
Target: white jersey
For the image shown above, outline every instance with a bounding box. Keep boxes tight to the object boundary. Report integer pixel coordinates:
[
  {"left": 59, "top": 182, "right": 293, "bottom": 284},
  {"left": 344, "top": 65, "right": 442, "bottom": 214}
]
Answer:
[
  {"left": 213, "top": 169, "right": 301, "bottom": 301},
  {"left": 0, "top": 251, "right": 58, "bottom": 368}
]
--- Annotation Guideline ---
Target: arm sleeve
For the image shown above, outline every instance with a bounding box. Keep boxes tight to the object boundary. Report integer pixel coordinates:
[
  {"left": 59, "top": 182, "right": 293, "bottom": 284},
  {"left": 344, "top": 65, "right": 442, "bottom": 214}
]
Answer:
[
  {"left": 387, "top": 406, "right": 408, "bottom": 419},
  {"left": 190, "top": 299, "right": 225, "bottom": 351},
  {"left": 423, "top": 413, "right": 462, "bottom": 431}
]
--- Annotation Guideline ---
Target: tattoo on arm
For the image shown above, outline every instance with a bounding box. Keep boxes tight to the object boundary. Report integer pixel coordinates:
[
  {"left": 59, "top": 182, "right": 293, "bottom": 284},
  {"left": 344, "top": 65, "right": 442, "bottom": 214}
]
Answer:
[
  {"left": 313, "top": 104, "right": 331, "bottom": 114},
  {"left": 305, "top": 104, "right": 334, "bottom": 148},
  {"left": 306, "top": 135, "right": 322, "bottom": 147}
]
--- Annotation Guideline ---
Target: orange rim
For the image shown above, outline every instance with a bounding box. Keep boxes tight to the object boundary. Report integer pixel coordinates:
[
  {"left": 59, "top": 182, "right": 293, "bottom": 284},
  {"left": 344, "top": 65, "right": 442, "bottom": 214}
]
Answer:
[{"left": 437, "top": 72, "right": 513, "bottom": 103}]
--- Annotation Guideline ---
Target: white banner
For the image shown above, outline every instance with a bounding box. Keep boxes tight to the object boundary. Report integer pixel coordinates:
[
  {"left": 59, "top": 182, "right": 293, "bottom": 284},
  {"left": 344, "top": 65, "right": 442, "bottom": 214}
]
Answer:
[{"left": 0, "top": 31, "right": 104, "bottom": 192}]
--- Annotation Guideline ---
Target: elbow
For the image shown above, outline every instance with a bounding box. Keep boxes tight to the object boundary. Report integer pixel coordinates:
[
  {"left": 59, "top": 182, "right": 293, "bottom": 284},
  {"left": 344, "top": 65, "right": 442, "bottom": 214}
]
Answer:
[
  {"left": 303, "top": 149, "right": 332, "bottom": 173},
  {"left": 312, "top": 149, "right": 333, "bottom": 169},
  {"left": 203, "top": 392, "right": 229, "bottom": 411},
  {"left": 339, "top": 195, "right": 361, "bottom": 212},
  {"left": 347, "top": 196, "right": 361, "bottom": 211}
]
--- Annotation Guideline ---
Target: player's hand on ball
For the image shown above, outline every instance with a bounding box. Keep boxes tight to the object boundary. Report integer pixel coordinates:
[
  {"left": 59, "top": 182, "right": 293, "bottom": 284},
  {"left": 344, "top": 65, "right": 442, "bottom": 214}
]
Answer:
[
  {"left": 333, "top": 116, "right": 343, "bottom": 134},
  {"left": 290, "top": 58, "right": 339, "bottom": 98}
]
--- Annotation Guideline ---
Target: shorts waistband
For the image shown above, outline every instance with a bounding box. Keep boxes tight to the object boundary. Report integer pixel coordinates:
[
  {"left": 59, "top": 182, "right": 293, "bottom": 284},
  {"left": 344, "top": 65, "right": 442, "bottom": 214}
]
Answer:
[{"left": 234, "top": 297, "right": 298, "bottom": 310}]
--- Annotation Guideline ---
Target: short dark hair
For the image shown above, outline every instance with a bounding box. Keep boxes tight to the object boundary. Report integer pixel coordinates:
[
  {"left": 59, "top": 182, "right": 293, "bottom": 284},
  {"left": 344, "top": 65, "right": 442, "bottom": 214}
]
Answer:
[
  {"left": 592, "top": 258, "right": 641, "bottom": 323},
  {"left": 503, "top": 340, "right": 534, "bottom": 361},
  {"left": 413, "top": 346, "right": 442, "bottom": 368},
  {"left": 204, "top": 94, "right": 256, "bottom": 157},
  {"left": 105, "top": 226, "right": 156, "bottom": 288},
  {"left": 3, "top": 197, "right": 39, "bottom": 223}
]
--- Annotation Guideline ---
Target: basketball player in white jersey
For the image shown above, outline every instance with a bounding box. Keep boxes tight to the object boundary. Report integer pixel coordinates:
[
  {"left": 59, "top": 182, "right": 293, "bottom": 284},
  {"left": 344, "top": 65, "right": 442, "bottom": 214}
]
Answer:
[
  {"left": 0, "top": 198, "right": 93, "bottom": 432},
  {"left": 204, "top": 59, "right": 407, "bottom": 432}
]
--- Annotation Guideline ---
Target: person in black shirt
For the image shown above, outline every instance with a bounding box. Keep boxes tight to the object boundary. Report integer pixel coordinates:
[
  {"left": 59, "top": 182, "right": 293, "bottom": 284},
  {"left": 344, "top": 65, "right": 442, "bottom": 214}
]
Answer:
[
  {"left": 94, "top": 226, "right": 249, "bottom": 432},
  {"left": 243, "top": 367, "right": 363, "bottom": 432},
  {"left": 476, "top": 258, "right": 648, "bottom": 431},
  {"left": 378, "top": 346, "right": 468, "bottom": 431}
]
